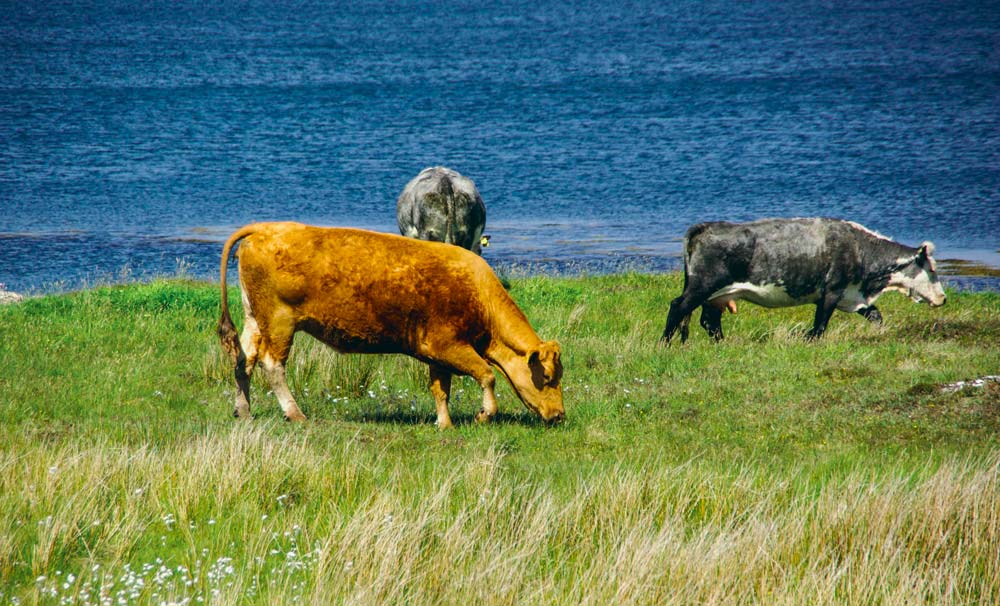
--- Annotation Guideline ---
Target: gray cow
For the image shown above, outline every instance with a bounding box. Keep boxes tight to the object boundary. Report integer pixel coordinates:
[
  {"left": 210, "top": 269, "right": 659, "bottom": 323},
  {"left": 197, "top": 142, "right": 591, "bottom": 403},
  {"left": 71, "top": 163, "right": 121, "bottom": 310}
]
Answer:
[
  {"left": 397, "top": 166, "right": 487, "bottom": 254},
  {"left": 661, "top": 218, "right": 947, "bottom": 343}
]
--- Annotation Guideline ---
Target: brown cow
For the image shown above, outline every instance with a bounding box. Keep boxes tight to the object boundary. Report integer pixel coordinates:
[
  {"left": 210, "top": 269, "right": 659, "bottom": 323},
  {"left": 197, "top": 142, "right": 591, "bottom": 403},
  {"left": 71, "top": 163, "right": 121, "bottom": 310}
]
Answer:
[{"left": 217, "top": 222, "right": 565, "bottom": 428}]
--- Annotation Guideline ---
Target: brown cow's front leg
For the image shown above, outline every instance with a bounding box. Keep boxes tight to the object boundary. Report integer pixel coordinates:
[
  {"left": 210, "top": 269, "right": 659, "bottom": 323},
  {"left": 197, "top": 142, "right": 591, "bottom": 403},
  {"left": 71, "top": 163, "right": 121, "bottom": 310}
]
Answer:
[
  {"left": 436, "top": 345, "right": 498, "bottom": 423},
  {"left": 473, "top": 372, "right": 498, "bottom": 424},
  {"left": 428, "top": 365, "right": 453, "bottom": 429}
]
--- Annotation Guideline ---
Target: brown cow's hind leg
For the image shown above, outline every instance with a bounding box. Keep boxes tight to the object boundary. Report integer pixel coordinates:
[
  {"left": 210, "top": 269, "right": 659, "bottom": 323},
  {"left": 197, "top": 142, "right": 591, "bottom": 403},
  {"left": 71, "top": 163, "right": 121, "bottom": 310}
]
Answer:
[
  {"left": 257, "top": 321, "right": 306, "bottom": 422},
  {"left": 233, "top": 311, "right": 261, "bottom": 419},
  {"left": 232, "top": 358, "right": 252, "bottom": 419},
  {"left": 260, "top": 354, "right": 307, "bottom": 422}
]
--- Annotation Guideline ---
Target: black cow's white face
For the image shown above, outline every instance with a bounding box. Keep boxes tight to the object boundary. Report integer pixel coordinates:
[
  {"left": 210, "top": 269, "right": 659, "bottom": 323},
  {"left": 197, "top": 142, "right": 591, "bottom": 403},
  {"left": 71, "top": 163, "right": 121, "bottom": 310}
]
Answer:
[{"left": 890, "top": 242, "right": 946, "bottom": 307}]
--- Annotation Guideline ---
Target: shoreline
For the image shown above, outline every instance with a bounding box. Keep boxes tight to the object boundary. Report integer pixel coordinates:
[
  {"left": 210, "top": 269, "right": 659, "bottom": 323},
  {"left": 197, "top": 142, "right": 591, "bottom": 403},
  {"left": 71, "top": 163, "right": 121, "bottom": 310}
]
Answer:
[
  {"left": 2, "top": 227, "right": 999, "bottom": 295},
  {"left": 3, "top": 258, "right": 1000, "bottom": 300}
]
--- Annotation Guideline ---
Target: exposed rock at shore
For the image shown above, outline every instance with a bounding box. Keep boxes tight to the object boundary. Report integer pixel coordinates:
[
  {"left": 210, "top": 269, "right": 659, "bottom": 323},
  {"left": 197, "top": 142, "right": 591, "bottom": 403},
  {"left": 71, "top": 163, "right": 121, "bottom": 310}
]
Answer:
[
  {"left": 940, "top": 376, "right": 1000, "bottom": 393},
  {"left": 0, "top": 290, "right": 24, "bottom": 304}
]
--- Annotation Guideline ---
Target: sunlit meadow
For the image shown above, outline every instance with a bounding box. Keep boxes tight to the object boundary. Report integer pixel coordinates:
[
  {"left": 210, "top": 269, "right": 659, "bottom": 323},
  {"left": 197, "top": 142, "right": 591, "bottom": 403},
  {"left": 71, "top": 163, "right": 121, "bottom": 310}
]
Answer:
[{"left": 1, "top": 273, "right": 998, "bottom": 605}]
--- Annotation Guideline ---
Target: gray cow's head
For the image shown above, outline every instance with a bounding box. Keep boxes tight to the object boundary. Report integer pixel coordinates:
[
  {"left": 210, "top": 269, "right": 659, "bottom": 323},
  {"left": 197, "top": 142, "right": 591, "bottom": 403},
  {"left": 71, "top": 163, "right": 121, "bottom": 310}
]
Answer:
[{"left": 889, "top": 242, "right": 946, "bottom": 307}]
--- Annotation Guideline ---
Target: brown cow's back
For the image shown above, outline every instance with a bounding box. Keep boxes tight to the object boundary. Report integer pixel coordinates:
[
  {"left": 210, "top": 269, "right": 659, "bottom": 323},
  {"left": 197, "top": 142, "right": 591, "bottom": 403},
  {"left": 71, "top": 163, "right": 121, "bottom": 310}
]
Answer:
[{"left": 236, "top": 223, "right": 524, "bottom": 356}]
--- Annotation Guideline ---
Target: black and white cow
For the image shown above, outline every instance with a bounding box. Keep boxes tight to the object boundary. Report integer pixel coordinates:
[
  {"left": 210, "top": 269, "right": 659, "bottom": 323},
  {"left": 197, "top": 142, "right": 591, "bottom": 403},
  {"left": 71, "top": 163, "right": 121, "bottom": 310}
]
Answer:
[
  {"left": 660, "top": 218, "right": 947, "bottom": 343},
  {"left": 397, "top": 166, "right": 487, "bottom": 254}
]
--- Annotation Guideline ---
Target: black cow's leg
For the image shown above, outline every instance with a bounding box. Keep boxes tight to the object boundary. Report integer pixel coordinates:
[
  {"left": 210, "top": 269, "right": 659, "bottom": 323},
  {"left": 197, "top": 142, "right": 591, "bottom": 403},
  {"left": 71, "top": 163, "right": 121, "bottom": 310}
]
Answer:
[
  {"left": 858, "top": 305, "right": 883, "bottom": 324},
  {"left": 661, "top": 292, "right": 706, "bottom": 345},
  {"left": 699, "top": 304, "right": 725, "bottom": 341},
  {"left": 808, "top": 293, "right": 841, "bottom": 340}
]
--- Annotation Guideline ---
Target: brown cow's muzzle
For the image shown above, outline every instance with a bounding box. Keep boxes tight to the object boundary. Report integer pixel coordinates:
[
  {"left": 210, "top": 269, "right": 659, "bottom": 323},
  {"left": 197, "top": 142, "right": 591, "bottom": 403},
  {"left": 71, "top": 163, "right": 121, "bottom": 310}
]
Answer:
[{"left": 544, "top": 410, "right": 566, "bottom": 425}]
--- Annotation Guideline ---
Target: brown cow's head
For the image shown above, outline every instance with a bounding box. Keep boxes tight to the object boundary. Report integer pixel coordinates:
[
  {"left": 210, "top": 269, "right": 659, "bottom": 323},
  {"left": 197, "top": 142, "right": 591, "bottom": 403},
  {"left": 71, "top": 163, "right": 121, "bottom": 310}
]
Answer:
[{"left": 508, "top": 340, "right": 565, "bottom": 424}]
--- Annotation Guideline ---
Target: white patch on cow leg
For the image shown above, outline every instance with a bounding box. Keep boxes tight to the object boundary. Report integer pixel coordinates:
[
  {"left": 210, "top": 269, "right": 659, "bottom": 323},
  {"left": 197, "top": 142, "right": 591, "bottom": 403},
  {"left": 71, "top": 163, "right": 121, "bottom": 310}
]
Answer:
[
  {"left": 240, "top": 289, "right": 261, "bottom": 372},
  {"left": 260, "top": 355, "right": 306, "bottom": 422},
  {"left": 474, "top": 372, "right": 498, "bottom": 423}
]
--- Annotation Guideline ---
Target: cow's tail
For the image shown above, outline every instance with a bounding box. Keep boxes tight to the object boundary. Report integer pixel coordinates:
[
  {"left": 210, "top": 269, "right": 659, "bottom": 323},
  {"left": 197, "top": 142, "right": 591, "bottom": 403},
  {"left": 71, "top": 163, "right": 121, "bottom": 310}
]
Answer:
[
  {"left": 678, "top": 224, "right": 705, "bottom": 328},
  {"left": 217, "top": 224, "right": 259, "bottom": 364},
  {"left": 681, "top": 222, "right": 711, "bottom": 274},
  {"left": 680, "top": 229, "right": 693, "bottom": 292},
  {"left": 440, "top": 172, "right": 457, "bottom": 245}
]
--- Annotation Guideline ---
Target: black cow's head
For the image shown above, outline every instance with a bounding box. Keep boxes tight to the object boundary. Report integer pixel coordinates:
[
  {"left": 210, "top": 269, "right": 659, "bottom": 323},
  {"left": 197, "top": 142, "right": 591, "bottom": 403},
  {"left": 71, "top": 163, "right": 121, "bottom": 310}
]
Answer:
[{"left": 890, "top": 242, "right": 946, "bottom": 307}]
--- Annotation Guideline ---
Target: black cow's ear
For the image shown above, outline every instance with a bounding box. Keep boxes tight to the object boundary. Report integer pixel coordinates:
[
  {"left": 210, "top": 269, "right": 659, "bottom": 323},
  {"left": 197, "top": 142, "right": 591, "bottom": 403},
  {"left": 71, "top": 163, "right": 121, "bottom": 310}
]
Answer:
[{"left": 918, "top": 241, "right": 937, "bottom": 271}]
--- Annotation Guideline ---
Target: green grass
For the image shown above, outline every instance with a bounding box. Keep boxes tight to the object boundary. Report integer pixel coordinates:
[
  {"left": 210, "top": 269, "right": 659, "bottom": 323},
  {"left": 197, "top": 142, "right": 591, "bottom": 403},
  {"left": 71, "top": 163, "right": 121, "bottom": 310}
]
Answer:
[{"left": 1, "top": 273, "right": 998, "bottom": 605}]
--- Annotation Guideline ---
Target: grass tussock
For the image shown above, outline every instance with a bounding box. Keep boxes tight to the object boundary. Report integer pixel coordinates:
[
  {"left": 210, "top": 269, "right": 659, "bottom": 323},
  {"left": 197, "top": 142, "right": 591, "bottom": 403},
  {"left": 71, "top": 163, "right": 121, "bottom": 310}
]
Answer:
[
  {"left": 1, "top": 428, "right": 998, "bottom": 605},
  {"left": 1, "top": 274, "right": 999, "bottom": 604}
]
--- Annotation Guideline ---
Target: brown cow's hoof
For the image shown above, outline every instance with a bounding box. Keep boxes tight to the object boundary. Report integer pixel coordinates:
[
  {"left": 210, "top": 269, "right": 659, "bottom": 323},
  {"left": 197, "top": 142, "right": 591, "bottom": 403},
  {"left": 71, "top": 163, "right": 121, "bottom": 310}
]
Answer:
[
  {"left": 284, "top": 411, "right": 307, "bottom": 422},
  {"left": 474, "top": 410, "right": 494, "bottom": 423}
]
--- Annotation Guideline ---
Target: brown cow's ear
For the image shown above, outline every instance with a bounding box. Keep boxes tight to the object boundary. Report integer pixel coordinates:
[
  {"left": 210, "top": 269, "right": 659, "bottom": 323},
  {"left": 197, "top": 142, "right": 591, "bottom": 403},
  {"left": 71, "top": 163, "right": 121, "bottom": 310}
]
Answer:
[
  {"left": 527, "top": 348, "right": 556, "bottom": 383},
  {"left": 538, "top": 340, "right": 560, "bottom": 363}
]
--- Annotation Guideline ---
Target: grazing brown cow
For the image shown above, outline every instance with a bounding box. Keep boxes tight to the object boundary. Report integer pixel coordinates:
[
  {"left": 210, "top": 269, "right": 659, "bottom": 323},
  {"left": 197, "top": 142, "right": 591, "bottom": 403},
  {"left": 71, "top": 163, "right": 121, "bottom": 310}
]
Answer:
[{"left": 217, "top": 222, "right": 565, "bottom": 428}]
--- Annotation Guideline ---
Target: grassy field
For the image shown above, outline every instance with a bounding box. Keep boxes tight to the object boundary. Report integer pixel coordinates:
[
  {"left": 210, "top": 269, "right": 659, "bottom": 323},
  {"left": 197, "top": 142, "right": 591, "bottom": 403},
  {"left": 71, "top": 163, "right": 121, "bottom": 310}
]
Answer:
[{"left": 1, "top": 272, "right": 998, "bottom": 605}]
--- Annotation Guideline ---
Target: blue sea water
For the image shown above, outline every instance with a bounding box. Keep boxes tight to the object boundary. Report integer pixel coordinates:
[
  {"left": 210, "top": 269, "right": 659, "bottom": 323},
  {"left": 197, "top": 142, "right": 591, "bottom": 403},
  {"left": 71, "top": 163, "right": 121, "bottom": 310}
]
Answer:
[{"left": 2, "top": 0, "right": 999, "bottom": 293}]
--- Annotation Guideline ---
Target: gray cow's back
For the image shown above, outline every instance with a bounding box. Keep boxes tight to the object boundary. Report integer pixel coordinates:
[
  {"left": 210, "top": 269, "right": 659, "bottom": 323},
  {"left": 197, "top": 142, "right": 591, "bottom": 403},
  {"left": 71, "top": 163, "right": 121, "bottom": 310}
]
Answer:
[
  {"left": 684, "top": 218, "right": 903, "bottom": 270},
  {"left": 397, "top": 166, "right": 487, "bottom": 254}
]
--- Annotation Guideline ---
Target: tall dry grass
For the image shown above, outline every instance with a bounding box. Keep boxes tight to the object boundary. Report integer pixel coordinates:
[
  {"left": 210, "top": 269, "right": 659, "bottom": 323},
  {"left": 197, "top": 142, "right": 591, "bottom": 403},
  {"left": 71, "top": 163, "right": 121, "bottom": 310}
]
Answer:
[{"left": 2, "top": 425, "right": 997, "bottom": 605}]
